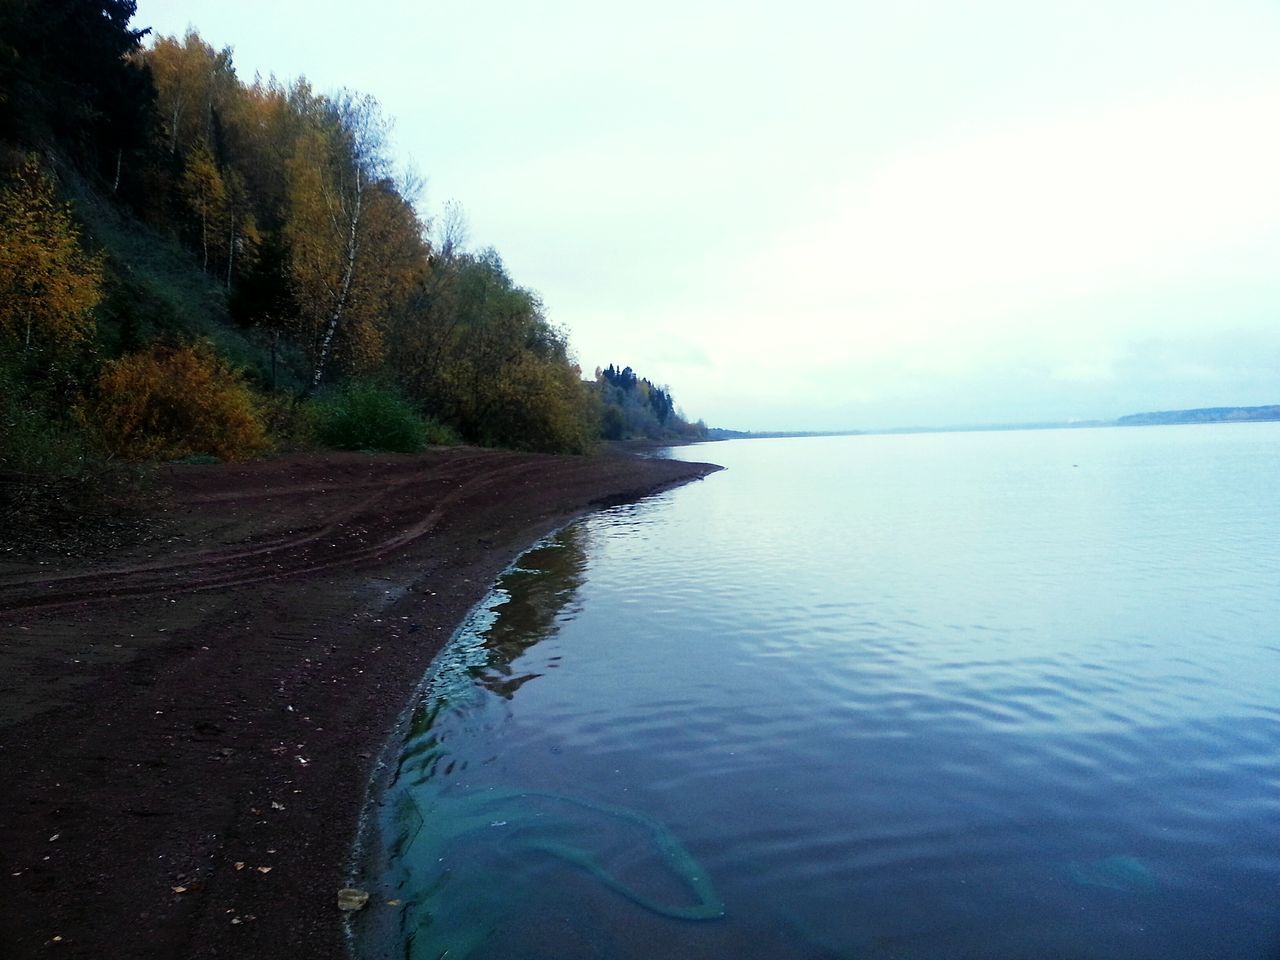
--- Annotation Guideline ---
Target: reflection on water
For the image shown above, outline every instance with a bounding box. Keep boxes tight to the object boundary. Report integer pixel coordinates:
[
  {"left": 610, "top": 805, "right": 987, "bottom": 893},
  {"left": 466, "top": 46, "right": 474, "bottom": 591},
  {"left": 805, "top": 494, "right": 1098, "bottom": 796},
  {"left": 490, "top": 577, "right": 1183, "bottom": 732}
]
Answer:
[
  {"left": 361, "top": 425, "right": 1280, "bottom": 960},
  {"left": 471, "top": 530, "right": 589, "bottom": 700},
  {"left": 363, "top": 525, "right": 725, "bottom": 960},
  {"left": 396, "top": 527, "right": 588, "bottom": 729}
]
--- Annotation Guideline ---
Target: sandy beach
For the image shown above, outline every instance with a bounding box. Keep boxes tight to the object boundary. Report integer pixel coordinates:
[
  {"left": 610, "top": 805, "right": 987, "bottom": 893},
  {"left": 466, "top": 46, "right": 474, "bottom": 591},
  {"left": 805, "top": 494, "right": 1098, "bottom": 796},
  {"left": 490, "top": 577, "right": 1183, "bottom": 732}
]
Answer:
[{"left": 0, "top": 448, "right": 720, "bottom": 959}]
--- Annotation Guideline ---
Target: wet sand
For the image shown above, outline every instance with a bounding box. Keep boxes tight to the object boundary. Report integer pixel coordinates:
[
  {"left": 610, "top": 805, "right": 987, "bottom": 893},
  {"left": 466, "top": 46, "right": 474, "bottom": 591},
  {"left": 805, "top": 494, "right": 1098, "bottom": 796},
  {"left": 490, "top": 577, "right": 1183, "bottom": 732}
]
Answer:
[{"left": 0, "top": 448, "right": 720, "bottom": 959}]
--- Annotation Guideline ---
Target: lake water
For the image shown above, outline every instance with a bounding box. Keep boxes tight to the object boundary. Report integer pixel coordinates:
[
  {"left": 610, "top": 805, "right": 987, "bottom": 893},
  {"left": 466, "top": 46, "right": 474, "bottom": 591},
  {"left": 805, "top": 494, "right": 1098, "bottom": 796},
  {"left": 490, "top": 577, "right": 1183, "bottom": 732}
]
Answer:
[{"left": 359, "top": 424, "right": 1280, "bottom": 959}]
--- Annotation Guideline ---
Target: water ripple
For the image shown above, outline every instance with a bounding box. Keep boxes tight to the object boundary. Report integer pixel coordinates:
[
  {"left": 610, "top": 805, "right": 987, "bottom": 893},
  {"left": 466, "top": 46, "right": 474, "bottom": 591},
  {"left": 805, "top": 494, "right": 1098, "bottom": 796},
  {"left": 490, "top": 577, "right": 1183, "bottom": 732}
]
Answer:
[{"left": 363, "top": 425, "right": 1280, "bottom": 960}]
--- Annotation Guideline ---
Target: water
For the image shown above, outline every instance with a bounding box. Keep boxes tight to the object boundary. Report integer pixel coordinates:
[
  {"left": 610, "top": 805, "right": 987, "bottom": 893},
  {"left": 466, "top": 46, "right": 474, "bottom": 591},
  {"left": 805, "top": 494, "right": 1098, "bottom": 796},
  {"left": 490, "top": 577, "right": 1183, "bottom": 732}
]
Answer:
[{"left": 359, "top": 424, "right": 1280, "bottom": 959}]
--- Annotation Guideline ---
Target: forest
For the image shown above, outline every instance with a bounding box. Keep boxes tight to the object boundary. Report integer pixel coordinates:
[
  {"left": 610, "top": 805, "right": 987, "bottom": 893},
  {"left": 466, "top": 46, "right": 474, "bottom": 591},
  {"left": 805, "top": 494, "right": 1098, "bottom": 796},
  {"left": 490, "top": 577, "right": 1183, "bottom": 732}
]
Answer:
[{"left": 0, "top": 1, "right": 706, "bottom": 505}]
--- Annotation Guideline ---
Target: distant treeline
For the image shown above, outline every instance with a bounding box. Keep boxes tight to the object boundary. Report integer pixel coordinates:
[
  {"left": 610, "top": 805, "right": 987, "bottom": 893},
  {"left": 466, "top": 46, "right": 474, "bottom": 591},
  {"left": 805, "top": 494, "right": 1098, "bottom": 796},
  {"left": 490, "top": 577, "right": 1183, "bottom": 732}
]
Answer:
[
  {"left": 1114, "top": 405, "right": 1280, "bottom": 427},
  {"left": 0, "top": 1, "right": 703, "bottom": 481},
  {"left": 706, "top": 428, "right": 863, "bottom": 441},
  {"left": 594, "top": 364, "right": 705, "bottom": 442},
  {"left": 707, "top": 404, "right": 1280, "bottom": 442}
]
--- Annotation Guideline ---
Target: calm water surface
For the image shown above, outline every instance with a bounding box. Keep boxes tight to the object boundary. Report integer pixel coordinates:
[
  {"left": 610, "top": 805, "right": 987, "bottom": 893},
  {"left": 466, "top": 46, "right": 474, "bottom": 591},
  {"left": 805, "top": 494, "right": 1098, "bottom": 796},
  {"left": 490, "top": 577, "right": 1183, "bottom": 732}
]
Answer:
[{"left": 360, "top": 425, "right": 1280, "bottom": 959}]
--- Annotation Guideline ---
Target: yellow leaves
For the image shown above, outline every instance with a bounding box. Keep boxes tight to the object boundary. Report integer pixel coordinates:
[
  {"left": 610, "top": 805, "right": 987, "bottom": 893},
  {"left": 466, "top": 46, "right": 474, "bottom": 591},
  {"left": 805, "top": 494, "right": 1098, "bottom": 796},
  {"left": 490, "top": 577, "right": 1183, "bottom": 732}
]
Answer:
[
  {"left": 336, "top": 888, "right": 370, "bottom": 912},
  {"left": 0, "top": 158, "right": 102, "bottom": 351},
  {"left": 486, "top": 353, "right": 600, "bottom": 454},
  {"left": 145, "top": 30, "right": 236, "bottom": 157},
  {"left": 285, "top": 123, "right": 420, "bottom": 382},
  {"left": 181, "top": 145, "right": 226, "bottom": 214},
  {"left": 180, "top": 144, "right": 228, "bottom": 270},
  {"left": 86, "top": 342, "right": 268, "bottom": 462}
]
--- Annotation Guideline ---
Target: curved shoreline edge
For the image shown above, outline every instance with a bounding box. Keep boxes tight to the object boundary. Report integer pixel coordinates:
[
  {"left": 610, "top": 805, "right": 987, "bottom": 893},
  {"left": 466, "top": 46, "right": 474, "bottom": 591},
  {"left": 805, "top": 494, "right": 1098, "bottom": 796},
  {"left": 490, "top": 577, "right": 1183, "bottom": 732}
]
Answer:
[
  {"left": 341, "top": 520, "right": 578, "bottom": 960},
  {"left": 0, "top": 448, "right": 722, "bottom": 960}
]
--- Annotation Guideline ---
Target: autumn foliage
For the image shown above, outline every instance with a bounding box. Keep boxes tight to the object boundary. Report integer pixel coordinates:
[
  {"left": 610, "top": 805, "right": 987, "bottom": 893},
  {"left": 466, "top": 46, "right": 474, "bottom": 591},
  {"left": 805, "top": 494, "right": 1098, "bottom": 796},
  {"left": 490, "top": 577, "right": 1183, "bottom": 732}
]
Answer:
[
  {"left": 0, "top": 158, "right": 102, "bottom": 352},
  {"left": 1, "top": 7, "right": 705, "bottom": 486},
  {"left": 87, "top": 343, "right": 268, "bottom": 462}
]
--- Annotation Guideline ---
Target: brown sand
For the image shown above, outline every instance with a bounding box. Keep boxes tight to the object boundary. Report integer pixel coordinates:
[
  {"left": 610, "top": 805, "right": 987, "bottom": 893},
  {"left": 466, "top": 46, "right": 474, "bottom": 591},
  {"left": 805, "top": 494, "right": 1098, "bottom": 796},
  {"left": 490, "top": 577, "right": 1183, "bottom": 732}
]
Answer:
[{"left": 0, "top": 447, "right": 720, "bottom": 959}]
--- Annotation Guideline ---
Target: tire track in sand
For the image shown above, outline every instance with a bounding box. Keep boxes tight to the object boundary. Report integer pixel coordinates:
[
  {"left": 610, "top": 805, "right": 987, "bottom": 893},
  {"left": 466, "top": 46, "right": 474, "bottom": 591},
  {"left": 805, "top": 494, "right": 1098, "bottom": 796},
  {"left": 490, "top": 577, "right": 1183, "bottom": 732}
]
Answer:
[{"left": 0, "top": 456, "right": 538, "bottom": 612}]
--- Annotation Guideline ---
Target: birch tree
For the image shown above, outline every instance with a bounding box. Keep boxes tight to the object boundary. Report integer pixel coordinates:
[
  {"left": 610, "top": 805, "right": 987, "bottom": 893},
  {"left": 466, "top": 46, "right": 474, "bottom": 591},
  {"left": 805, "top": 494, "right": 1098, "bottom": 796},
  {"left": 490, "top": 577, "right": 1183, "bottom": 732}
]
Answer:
[
  {"left": 180, "top": 143, "right": 226, "bottom": 272},
  {"left": 284, "top": 91, "right": 393, "bottom": 390},
  {"left": 146, "top": 30, "right": 236, "bottom": 158}
]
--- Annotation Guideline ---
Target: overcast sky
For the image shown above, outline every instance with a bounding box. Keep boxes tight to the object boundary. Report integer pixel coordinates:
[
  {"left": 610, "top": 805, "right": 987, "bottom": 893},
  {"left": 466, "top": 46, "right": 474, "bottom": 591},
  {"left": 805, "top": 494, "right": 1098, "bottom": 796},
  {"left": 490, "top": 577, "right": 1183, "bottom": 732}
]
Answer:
[{"left": 135, "top": 0, "right": 1280, "bottom": 430}]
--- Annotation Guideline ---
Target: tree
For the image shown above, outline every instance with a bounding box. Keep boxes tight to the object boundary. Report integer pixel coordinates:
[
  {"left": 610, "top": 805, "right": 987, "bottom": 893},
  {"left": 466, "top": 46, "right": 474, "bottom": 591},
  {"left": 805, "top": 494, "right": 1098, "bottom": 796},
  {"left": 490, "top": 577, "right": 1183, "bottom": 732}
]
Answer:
[
  {"left": 146, "top": 30, "right": 235, "bottom": 159},
  {"left": 434, "top": 199, "right": 469, "bottom": 263},
  {"left": 284, "top": 91, "right": 394, "bottom": 390},
  {"left": 0, "top": 159, "right": 102, "bottom": 353},
  {"left": 179, "top": 143, "right": 226, "bottom": 272},
  {"left": 221, "top": 167, "right": 261, "bottom": 290},
  {"left": 594, "top": 364, "right": 693, "bottom": 440},
  {"left": 0, "top": 1, "right": 153, "bottom": 189}
]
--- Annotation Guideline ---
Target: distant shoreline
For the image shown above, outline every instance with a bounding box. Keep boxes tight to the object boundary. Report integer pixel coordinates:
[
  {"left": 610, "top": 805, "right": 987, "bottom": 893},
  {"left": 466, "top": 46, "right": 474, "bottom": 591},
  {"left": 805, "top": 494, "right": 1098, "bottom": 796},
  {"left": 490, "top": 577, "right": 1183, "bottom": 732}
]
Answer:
[{"left": 708, "top": 403, "right": 1280, "bottom": 441}]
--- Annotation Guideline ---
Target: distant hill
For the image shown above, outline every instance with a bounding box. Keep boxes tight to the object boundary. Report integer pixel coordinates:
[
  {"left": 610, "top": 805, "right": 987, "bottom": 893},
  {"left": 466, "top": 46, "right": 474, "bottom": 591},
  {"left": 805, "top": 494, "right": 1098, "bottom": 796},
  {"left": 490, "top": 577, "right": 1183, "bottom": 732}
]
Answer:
[
  {"left": 1115, "top": 405, "right": 1280, "bottom": 427},
  {"left": 705, "top": 428, "right": 863, "bottom": 441},
  {"left": 709, "top": 404, "right": 1280, "bottom": 440}
]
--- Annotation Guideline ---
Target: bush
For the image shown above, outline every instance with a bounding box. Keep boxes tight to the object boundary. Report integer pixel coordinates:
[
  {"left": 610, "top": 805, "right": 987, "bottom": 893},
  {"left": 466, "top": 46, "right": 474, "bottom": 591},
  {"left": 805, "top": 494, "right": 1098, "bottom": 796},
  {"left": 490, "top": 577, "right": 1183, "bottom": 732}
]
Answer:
[
  {"left": 421, "top": 416, "right": 461, "bottom": 447},
  {"left": 0, "top": 398, "right": 87, "bottom": 476},
  {"left": 0, "top": 356, "right": 156, "bottom": 558},
  {"left": 309, "top": 381, "right": 446, "bottom": 453},
  {"left": 254, "top": 391, "right": 316, "bottom": 451},
  {"left": 0, "top": 357, "right": 87, "bottom": 476},
  {"left": 86, "top": 341, "right": 268, "bottom": 462}
]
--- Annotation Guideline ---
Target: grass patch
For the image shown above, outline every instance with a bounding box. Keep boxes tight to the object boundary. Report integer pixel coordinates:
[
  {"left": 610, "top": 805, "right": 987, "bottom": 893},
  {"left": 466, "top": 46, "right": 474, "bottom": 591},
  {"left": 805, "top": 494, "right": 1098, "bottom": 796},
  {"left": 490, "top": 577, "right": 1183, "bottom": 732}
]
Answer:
[{"left": 66, "top": 169, "right": 308, "bottom": 392}]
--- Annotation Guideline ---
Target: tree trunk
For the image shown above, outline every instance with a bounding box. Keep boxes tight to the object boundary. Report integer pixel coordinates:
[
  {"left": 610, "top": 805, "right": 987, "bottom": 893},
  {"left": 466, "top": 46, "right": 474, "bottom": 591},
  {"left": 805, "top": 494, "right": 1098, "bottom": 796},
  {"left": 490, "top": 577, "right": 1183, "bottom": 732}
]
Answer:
[
  {"left": 309, "top": 178, "right": 363, "bottom": 392},
  {"left": 170, "top": 100, "right": 181, "bottom": 155}
]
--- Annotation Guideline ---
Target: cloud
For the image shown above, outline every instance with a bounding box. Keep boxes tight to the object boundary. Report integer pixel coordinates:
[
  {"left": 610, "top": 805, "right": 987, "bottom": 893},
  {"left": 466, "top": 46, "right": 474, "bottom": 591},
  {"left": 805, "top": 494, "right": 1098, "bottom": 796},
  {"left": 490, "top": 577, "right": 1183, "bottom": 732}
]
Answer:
[{"left": 750, "top": 84, "right": 1280, "bottom": 326}]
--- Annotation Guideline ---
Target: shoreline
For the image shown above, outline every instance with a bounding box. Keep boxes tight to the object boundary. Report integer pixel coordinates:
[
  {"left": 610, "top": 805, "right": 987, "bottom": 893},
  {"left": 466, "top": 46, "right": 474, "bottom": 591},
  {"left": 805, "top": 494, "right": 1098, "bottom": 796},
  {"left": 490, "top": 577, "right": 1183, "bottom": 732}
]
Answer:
[{"left": 0, "top": 448, "right": 721, "bottom": 959}]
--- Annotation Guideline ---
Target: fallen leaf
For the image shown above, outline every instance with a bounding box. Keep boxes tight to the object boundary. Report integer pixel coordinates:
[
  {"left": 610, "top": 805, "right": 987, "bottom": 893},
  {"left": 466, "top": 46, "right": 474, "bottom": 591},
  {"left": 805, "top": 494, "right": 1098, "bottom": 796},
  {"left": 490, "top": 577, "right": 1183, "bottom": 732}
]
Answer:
[
  {"left": 172, "top": 886, "right": 187, "bottom": 894},
  {"left": 337, "top": 888, "right": 369, "bottom": 912},
  {"left": 234, "top": 862, "right": 245, "bottom": 871},
  {"left": 257, "top": 866, "right": 272, "bottom": 874}
]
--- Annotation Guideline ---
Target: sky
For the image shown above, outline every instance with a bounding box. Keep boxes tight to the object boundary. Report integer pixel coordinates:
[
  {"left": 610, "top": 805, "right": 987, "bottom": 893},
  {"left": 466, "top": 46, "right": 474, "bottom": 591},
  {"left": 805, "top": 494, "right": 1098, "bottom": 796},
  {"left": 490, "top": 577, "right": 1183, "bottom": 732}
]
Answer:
[{"left": 134, "top": 0, "right": 1280, "bottom": 431}]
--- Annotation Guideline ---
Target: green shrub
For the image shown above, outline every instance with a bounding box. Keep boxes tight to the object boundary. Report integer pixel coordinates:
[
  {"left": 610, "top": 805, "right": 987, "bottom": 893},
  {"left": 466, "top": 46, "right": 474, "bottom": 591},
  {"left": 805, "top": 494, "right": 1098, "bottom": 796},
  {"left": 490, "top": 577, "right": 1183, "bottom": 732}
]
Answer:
[
  {"left": 0, "top": 366, "right": 88, "bottom": 476},
  {"left": 0, "top": 356, "right": 155, "bottom": 558},
  {"left": 309, "top": 381, "right": 440, "bottom": 453},
  {"left": 421, "top": 415, "right": 462, "bottom": 447}
]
